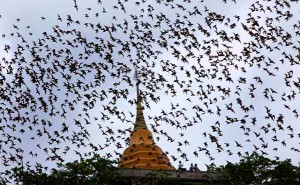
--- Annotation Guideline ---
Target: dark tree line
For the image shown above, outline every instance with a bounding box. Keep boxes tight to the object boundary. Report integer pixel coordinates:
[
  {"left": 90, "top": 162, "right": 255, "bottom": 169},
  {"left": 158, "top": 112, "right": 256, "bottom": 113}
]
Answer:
[
  {"left": 211, "top": 152, "right": 300, "bottom": 185},
  {"left": 8, "top": 154, "right": 118, "bottom": 185},
  {"left": 4, "top": 152, "right": 299, "bottom": 185}
]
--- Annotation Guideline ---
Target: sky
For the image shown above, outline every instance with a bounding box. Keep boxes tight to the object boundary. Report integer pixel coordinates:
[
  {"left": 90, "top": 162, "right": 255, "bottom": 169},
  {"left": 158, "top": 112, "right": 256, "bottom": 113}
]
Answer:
[{"left": 0, "top": 0, "right": 300, "bottom": 182}]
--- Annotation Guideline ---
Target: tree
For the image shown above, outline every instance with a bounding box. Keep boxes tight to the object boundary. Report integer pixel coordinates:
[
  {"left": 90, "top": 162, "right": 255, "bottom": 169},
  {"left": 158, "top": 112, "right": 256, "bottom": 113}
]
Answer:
[
  {"left": 11, "top": 157, "right": 176, "bottom": 185},
  {"left": 212, "top": 152, "right": 300, "bottom": 185},
  {"left": 11, "top": 154, "right": 119, "bottom": 185},
  {"left": 270, "top": 159, "right": 300, "bottom": 185}
]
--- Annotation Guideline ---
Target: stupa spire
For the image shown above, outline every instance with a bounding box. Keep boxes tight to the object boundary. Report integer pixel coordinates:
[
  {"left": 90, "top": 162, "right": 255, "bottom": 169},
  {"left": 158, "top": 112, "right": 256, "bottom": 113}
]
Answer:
[
  {"left": 118, "top": 68, "right": 175, "bottom": 170},
  {"left": 133, "top": 69, "right": 148, "bottom": 130}
]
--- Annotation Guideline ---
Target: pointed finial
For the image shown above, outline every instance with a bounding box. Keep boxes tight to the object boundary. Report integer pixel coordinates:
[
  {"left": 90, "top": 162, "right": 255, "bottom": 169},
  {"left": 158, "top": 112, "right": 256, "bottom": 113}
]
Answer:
[
  {"left": 133, "top": 68, "right": 139, "bottom": 82},
  {"left": 133, "top": 68, "right": 148, "bottom": 130},
  {"left": 134, "top": 68, "right": 140, "bottom": 99}
]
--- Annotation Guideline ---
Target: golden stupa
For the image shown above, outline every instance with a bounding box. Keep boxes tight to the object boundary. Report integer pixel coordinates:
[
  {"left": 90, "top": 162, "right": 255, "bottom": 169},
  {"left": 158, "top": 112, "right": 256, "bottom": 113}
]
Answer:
[{"left": 118, "top": 75, "right": 175, "bottom": 170}]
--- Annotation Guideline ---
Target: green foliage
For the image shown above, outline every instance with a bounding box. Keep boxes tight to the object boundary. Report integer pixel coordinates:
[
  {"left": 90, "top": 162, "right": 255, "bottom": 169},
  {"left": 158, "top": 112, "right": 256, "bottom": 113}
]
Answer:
[
  {"left": 270, "top": 159, "right": 300, "bottom": 185},
  {"left": 212, "top": 152, "right": 300, "bottom": 185},
  {"left": 10, "top": 152, "right": 300, "bottom": 185},
  {"left": 12, "top": 154, "right": 119, "bottom": 185}
]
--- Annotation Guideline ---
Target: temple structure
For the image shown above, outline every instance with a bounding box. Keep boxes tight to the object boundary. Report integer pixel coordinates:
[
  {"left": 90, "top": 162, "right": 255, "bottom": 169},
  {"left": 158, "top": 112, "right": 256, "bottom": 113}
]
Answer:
[{"left": 118, "top": 73, "right": 175, "bottom": 170}]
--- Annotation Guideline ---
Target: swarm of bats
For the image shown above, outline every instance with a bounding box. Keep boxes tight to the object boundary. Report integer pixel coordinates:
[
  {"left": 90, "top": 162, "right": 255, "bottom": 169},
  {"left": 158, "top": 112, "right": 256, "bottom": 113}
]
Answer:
[{"left": 0, "top": 0, "right": 300, "bottom": 182}]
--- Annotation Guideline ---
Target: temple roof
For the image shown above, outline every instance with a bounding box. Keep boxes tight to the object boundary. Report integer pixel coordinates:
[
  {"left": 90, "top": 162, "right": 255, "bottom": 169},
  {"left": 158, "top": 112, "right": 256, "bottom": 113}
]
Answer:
[{"left": 118, "top": 72, "right": 175, "bottom": 170}]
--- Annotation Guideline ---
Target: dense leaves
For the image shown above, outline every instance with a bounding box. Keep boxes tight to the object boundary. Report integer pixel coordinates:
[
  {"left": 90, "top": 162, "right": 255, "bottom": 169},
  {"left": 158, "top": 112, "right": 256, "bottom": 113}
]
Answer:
[
  {"left": 212, "top": 152, "right": 300, "bottom": 185},
  {"left": 11, "top": 154, "right": 118, "bottom": 185},
  {"left": 8, "top": 152, "right": 300, "bottom": 184}
]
